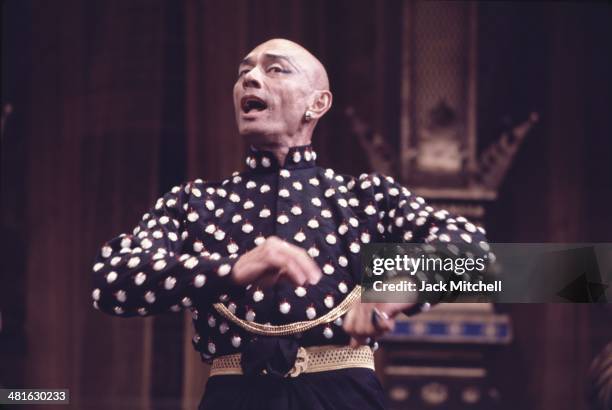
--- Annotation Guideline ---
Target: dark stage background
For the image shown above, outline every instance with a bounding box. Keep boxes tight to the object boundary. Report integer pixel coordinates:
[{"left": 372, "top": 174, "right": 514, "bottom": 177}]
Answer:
[{"left": 1, "top": 1, "right": 611, "bottom": 409}]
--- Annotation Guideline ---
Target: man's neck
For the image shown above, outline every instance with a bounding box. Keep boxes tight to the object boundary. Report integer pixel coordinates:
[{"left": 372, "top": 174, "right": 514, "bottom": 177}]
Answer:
[{"left": 250, "top": 135, "right": 312, "bottom": 166}]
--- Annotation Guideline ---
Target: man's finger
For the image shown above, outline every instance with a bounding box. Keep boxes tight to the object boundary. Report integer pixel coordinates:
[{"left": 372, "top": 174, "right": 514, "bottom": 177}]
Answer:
[
  {"left": 274, "top": 247, "right": 308, "bottom": 283},
  {"left": 252, "top": 268, "right": 280, "bottom": 288},
  {"left": 375, "top": 317, "right": 395, "bottom": 334},
  {"left": 372, "top": 307, "right": 396, "bottom": 334},
  {"left": 356, "top": 306, "right": 374, "bottom": 336},
  {"left": 343, "top": 306, "right": 356, "bottom": 334},
  {"left": 350, "top": 336, "right": 368, "bottom": 348},
  {"left": 371, "top": 308, "right": 389, "bottom": 331},
  {"left": 283, "top": 259, "right": 308, "bottom": 286},
  {"left": 281, "top": 243, "right": 322, "bottom": 284},
  {"left": 293, "top": 247, "right": 322, "bottom": 285}
]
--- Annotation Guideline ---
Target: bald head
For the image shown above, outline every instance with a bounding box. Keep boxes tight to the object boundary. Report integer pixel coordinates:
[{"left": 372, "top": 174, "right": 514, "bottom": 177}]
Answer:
[
  {"left": 233, "top": 38, "right": 333, "bottom": 154},
  {"left": 248, "top": 38, "right": 329, "bottom": 91}
]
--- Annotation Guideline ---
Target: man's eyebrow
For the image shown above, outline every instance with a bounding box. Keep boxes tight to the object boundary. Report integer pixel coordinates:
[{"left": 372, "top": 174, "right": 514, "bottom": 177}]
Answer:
[
  {"left": 262, "top": 53, "right": 299, "bottom": 70},
  {"left": 240, "top": 56, "right": 255, "bottom": 67},
  {"left": 239, "top": 53, "right": 300, "bottom": 71}
]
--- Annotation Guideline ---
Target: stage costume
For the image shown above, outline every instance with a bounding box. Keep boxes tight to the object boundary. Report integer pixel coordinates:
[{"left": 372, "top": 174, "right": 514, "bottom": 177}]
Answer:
[{"left": 92, "top": 144, "right": 489, "bottom": 409}]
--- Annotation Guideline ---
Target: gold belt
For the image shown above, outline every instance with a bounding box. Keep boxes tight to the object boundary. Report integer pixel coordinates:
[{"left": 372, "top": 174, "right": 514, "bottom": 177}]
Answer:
[
  {"left": 209, "top": 345, "right": 375, "bottom": 378},
  {"left": 212, "top": 285, "right": 362, "bottom": 336}
]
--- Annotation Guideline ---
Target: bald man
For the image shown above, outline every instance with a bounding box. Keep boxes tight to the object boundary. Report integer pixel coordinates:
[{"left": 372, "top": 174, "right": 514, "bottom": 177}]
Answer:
[
  {"left": 92, "top": 38, "right": 489, "bottom": 409},
  {"left": 233, "top": 39, "right": 331, "bottom": 160}
]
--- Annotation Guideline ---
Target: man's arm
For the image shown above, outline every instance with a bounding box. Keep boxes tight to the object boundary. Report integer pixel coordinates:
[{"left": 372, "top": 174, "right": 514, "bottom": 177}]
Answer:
[
  {"left": 381, "top": 173, "right": 490, "bottom": 310},
  {"left": 91, "top": 183, "right": 245, "bottom": 317},
  {"left": 374, "top": 174, "right": 489, "bottom": 250},
  {"left": 344, "top": 173, "right": 491, "bottom": 342},
  {"left": 92, "top": 182, "right": 322, "bottom": 318}
]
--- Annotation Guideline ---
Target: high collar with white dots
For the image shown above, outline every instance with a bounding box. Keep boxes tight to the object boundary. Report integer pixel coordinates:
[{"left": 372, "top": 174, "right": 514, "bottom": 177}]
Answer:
[{"left": 244, "top": 144, "right": 317, "bottom": 172}]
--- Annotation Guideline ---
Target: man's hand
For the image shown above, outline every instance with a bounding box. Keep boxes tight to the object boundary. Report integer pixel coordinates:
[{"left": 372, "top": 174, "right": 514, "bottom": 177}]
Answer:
[
  {"left": 232, "top": 236, "right": 322, "bottom": 287},
  {"left": 343, "top": 302, "right": 415, "bottom": 347}
]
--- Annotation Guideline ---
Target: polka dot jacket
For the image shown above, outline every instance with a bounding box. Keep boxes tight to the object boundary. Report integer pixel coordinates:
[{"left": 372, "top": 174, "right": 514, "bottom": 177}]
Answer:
[{"left": 91, "top": 144, "right": 489, "bottom": 361}]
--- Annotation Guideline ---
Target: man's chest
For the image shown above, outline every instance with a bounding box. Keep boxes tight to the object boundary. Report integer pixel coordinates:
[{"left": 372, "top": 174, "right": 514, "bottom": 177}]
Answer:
[
  {"left": 184, "top": 168, "right": 381, "bottom": 269},
  {"left": 184, "top": 168, "right": 382, "bottom": 326}
]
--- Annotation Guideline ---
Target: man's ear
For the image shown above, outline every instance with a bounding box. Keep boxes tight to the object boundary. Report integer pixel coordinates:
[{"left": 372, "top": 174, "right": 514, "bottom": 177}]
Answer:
[{"left": 308, "top": 90, "right": 333, "bottom": 120}]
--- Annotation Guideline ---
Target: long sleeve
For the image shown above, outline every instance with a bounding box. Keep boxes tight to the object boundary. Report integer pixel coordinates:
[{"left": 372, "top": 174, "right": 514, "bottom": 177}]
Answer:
[
  {"left": 91, "top": 182, "right": 245, "bottom": 318},
  {"left": 366, "top": 173, "right": 491, "bottom": 308},
  {"left": 369, "top": 173, "right": 489, "bottom": 255}
]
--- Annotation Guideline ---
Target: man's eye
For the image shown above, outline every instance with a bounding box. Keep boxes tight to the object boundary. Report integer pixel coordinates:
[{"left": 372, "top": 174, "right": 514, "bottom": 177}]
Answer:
[
  {"left": 268, "top": 66, "right": 286, "bottom": 73},
  {"left": 238, "top": 68, "right": 251, "bottom": 77}
]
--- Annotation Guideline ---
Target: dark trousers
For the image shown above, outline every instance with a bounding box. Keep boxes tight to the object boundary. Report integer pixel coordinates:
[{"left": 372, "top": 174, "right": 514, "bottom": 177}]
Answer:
[{"left": 199, "top": 368, "right": 387, "bottom": 410}]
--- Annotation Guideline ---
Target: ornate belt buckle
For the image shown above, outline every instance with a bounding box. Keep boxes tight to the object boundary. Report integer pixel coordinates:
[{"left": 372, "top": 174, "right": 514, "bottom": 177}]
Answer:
[{"left": 286, "top": 347, "right": 309, "bottom": 378}]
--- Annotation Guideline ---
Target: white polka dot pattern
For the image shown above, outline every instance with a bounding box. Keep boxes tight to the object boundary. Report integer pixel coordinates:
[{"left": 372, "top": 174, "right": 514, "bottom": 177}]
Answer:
[{"left": 92, "top": 144, "right": 489, "bottom": 360}]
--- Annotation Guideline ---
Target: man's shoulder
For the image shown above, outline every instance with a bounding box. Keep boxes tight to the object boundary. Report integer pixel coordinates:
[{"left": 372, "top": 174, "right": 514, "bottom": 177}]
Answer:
[
  {"left": 188, "top": 172, "right": 241, "bottom": 190},
  {"left": 157, "top": 177, "right": 225, "bottom": 200},
  {"left": 315, "top": 167, "right": 399, "bottom": 189}
]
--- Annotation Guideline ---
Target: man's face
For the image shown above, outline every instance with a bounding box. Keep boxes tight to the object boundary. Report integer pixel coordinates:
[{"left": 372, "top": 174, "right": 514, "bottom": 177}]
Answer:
[{"left": 233, "top": 41, "right": 314, "bottom": 141}]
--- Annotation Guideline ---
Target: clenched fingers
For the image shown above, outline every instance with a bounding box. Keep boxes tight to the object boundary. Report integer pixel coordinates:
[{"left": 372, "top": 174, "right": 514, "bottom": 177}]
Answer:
[{"left": 343, "top": 303, "right": 395, "bottom": 347}]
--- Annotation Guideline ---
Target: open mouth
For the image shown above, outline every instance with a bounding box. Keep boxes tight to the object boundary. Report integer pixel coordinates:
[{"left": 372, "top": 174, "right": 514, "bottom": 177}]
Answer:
[{"left": 241, "top": 96, "right": 268, "bottom": 114}]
